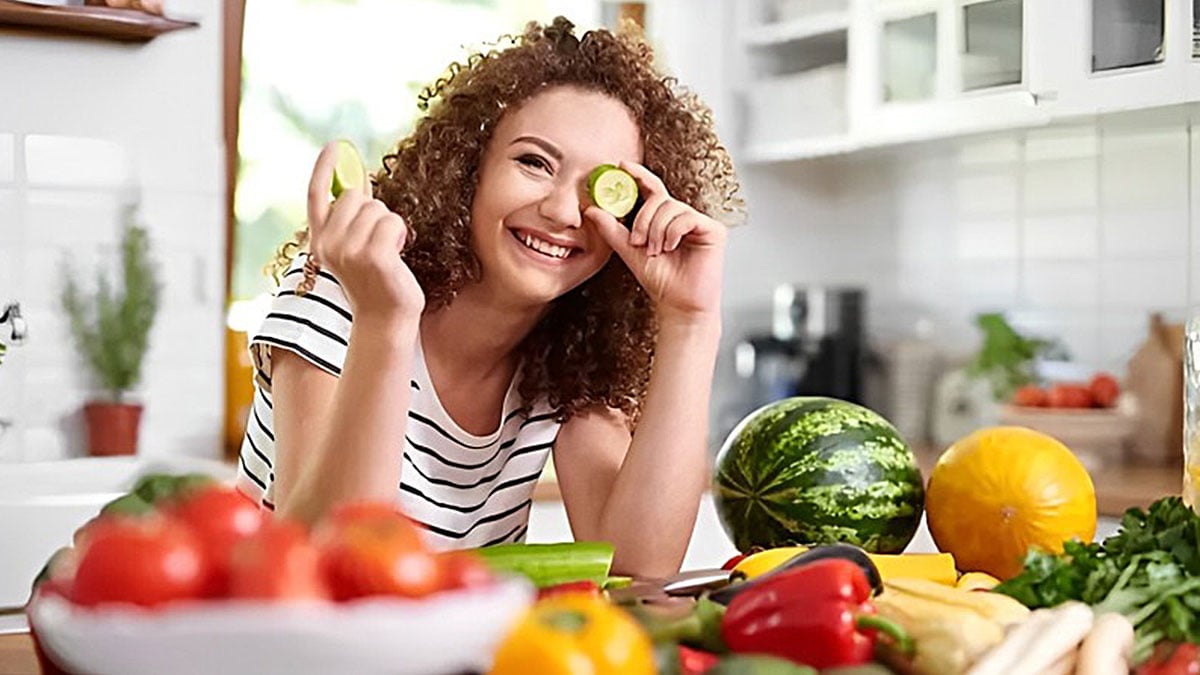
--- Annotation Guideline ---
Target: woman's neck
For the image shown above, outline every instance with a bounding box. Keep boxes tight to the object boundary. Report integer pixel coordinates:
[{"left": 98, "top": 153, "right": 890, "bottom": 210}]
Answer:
[{"left": 419, "top": 284, "right": 548, "bottom": 384}]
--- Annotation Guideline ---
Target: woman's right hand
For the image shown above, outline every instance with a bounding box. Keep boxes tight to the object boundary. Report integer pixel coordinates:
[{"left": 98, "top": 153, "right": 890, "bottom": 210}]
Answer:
[{"left": 306, "top": 141, "right": 425, "bottom": 321}]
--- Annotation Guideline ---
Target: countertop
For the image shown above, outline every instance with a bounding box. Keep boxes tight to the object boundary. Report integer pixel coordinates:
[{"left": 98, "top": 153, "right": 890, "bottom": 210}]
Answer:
[{"left": 534, "top": 451, "right": 1184, "bottom": 518}]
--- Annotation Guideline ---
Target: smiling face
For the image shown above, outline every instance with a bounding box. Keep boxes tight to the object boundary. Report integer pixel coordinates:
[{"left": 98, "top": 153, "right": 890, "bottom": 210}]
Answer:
[{"left": 468, "top": 86, "right": 642, "bottom": 307}]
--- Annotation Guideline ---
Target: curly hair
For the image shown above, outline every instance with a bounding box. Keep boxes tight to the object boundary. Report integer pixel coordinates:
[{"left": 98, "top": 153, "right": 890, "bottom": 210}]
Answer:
[{"left": 272, "top": 16, "right": 742, "bottom": 424}]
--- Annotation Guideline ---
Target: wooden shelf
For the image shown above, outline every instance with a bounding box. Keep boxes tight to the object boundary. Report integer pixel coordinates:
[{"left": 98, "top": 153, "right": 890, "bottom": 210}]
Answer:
[{"left": 0, "top": 0, "right": 197, "bottom": 43}]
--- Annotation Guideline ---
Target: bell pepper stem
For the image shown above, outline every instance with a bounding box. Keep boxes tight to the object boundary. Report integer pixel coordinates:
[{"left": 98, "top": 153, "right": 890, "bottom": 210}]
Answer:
[{"left": 857, "top": 615, "right": 914, "bottom": 656}]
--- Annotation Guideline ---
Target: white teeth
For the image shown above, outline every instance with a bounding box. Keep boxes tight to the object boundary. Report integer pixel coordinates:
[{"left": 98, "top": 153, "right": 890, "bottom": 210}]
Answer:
[{"left": 519, "top": 232, "right": 570, "bottom": 259}]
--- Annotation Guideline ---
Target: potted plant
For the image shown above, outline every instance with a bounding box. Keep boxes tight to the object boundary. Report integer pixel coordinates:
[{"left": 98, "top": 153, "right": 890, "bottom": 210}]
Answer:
[{"left": 61, "top": 211, "right": 161, "bottom": 456}]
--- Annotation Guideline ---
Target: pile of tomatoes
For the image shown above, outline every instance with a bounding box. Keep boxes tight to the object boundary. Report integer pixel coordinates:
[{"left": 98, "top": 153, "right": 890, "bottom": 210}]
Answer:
[
  {"left": 34, "top": 486, "right": 493, "bottom": 610},
  {"left": 1011, "top": 372, "right": 1121, "bottom": 410}
]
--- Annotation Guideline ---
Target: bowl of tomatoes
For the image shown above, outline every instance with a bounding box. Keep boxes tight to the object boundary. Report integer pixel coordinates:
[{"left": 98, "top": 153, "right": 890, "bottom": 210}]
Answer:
[
  {"left": 1000, "top": 372, "right": 1136, "bottom": 471},
  {"left": 27, "top": 480, "right": 533, "bottom": 675}
]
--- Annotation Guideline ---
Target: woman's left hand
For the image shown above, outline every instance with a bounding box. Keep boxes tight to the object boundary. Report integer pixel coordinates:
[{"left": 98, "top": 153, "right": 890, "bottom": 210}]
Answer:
[{"left": 585, "top": 161, "right": 726, "bottom": 321}]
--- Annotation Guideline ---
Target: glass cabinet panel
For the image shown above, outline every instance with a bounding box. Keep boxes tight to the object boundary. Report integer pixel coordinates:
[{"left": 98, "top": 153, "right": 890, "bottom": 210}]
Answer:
[
  {"left": 1092, "top": 0, "right": 1165, "bottom": 72},
  {"left": 883, "top": 13, "right": 937, "bottom": 102},
  {"left": 962, "top": 0, "right": 1022, "bottom": 90}
]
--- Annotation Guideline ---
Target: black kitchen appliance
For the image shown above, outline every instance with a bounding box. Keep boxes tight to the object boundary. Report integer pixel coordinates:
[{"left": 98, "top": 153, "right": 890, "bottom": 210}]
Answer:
[{"left": 734, "top": 285, "right": 866, "bottom": 411}]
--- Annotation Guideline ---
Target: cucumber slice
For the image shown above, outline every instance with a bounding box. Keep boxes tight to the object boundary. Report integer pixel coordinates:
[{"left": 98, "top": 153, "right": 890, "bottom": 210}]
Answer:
[
  {"left": 330, "top": 139, "right": 366, "bottom": 198},
  {"left": 588, "top": 164, "right": 639, "bottom": 218}
]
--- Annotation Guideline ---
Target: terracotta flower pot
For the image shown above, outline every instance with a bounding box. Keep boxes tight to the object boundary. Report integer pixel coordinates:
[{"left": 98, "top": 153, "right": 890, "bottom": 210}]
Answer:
[{"left": 83, "top": 401, "right": 143, "bottom": 457}]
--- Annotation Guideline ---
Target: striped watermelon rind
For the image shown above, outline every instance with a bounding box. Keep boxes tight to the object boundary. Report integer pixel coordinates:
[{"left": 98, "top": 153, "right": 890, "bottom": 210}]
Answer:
[{"left": 713, "top": 397, "right": 925, "bottom": 554}]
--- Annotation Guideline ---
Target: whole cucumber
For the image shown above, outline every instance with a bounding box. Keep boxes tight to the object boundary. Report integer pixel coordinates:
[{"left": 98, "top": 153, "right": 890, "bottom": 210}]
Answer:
[{"left": 473, "top": 542, "right": 615, "bottom": 588}]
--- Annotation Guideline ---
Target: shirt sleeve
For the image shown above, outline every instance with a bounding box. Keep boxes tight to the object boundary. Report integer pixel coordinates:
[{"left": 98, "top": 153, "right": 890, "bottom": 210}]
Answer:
[{"left": 249, "top": 253, "right": 353, "bottom": 392}]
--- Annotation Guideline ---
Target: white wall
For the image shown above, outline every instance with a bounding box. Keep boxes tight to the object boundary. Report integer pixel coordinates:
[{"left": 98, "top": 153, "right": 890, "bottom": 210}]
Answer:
[
  {"left": 0, "top": 0, "right": 226, "bottom": 462},
  {"left": 711, "top": 108, "right": 1199, "bottom": 438}
]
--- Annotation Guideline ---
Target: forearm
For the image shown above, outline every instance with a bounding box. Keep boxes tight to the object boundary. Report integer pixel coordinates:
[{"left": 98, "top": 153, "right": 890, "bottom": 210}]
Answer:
[
  {"left": 281, "top": 316, "right": 418, "bottom": 525},
  {"left": 598, "top": 313, "right": 721, "bottom": 577}
]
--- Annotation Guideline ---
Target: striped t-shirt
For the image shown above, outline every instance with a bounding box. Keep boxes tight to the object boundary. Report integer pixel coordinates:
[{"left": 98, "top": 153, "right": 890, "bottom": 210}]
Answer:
[{"left": 236, "top": 253, "right": 561, "bottom": 549}]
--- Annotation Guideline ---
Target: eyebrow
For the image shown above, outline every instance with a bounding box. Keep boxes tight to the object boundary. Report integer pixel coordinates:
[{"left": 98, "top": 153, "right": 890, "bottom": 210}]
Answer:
[{"left": 510, "top": 135, "right": 563, "bottom": 161}]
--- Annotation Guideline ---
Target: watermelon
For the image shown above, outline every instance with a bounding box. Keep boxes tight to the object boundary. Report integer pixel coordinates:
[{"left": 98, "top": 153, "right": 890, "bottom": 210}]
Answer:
[{"left": 713, "top": 397, "right": 924, "bottom": 554}]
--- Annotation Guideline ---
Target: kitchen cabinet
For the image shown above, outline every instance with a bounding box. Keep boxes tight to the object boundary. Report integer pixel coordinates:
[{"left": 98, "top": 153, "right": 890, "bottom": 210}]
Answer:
[{"left": 733, "top": 0, "right": 1200, "bottom": 163}]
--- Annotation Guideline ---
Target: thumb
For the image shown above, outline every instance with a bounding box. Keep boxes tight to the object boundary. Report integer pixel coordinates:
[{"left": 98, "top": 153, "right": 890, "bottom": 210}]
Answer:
[{"left": 584, "top": 206, "right": 638, "bottom": 264}]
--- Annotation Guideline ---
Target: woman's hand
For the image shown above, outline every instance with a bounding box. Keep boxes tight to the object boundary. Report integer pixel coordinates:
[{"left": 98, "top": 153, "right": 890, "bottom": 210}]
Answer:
[
  {"left": 306, "top": 141, "right": 425, "bottom": 322},
  {"left": 584, "top": 161, "right": 726, "bottom": 322}
]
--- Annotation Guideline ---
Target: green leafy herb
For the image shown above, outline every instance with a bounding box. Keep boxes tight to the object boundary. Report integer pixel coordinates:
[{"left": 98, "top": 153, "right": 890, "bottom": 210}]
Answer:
[
  {"left": 995, "top": 497, "right": 1200, "bottom": 663},
  {"left": 61, "top": 210, "right": 162, "bottom": 401},
  {"left": 967, "top": 313, "right": 1051, "bottom": 401}
]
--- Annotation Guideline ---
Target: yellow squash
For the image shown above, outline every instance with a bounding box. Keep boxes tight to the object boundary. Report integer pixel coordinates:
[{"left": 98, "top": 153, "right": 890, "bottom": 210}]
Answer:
[
  {"left": 733, "top": 546, "right": 958, "bottom": 585},
  {"left": 925, "top": 427, "right": 1097, "bottom": 580}
]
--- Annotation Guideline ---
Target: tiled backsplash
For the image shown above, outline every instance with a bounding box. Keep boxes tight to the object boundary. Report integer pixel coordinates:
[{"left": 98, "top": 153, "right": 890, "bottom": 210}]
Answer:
[
  {"left": 0, "top": 134, "right": 225, "bottom": 462},
  {"left": 715, "top": 109, "right": 1200, "bottom": 434}
]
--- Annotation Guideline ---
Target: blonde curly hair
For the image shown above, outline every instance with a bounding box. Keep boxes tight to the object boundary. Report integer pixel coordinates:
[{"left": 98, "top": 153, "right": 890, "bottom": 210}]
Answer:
[{"left": 272, "top": 16, "right": 742, "bottom": 423}]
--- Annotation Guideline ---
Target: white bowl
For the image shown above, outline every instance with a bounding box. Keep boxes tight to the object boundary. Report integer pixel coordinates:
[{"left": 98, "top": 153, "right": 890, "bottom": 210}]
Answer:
[{"left": 29, "top": 579, "right": 533, "bottom": 675}]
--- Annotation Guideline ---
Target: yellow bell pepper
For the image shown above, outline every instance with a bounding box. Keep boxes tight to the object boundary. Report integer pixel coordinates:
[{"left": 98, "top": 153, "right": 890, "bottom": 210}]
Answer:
[{"left": 489, "top": 592, "right": 656, "bottom": 675}]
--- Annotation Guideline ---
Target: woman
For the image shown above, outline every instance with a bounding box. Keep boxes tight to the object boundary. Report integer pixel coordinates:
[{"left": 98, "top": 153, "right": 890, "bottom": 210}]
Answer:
[{"left": 237, "top": 16, "right": 741, "bottom": 578}]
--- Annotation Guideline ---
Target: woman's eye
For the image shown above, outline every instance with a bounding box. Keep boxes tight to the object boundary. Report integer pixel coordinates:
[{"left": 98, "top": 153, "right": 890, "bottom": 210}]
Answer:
[{"left": 516, "top": 154, "right": 551, "bottom": 173}]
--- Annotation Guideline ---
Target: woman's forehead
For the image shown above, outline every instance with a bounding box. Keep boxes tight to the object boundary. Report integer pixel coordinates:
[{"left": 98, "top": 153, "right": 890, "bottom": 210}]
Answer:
[{"left": 495, "top": 87, "right": 642, "bottom": 162}]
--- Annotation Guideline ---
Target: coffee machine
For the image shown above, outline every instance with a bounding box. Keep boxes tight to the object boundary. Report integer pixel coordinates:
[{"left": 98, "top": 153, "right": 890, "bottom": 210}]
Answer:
[{"left": 734, "top": 285, "right": 866, "bottom": 412}]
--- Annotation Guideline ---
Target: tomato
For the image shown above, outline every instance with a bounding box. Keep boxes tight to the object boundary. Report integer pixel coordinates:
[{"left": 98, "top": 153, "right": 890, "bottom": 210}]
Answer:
[
  {"left": 71, "top": 516, "right": 208, "bottom": 608},
  {"left": 1137, "top": 642, "right": 1200, "bottom": 675},
  {"left": 440, "top": 551, "right": 495, "bottom": 591},
  {"left": 1011, "top": 385, "right": 1048, "bottom": 407},
  {"left": 169, "top": 485, "right": 264, "bottom": 597},
  {"left": 1047, "top": 383, "right": 1093, "bottom": 409},
  {"left": 314, "top": 501, "right": 441, "bottom": 601},
  {"left": 229, "top": 519, "right": 330, "bottom": 601},
  {"left": 1089, "top": 372, "right": 1121, "bottom": 408}
]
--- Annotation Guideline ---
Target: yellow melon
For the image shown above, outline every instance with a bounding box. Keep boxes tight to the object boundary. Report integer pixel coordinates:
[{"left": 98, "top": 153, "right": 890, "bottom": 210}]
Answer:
[{"left": 925, "top": 426, "right": 1096, "bottom": 580}]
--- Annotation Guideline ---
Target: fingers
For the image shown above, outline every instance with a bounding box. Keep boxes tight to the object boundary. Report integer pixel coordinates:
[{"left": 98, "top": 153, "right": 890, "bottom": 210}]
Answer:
[
  {"left": 618, "top": 160, "right": 667, "bottom": 198},
  {"left": 584, "top": 206, "right": 637, "bottom": 264},
  {"left": 306, "top": 141, "right": 340, "bottom": 242},
  {"left": 629, "top": 194, "right": 669, "bottom": 247},
  {"left": 645, "top": 202, "right": 689, "bottom": 256}
]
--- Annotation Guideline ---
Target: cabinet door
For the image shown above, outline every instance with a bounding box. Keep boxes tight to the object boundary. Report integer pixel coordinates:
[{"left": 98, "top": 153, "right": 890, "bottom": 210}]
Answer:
[{"left": 1029, "top": 0, "right": 1189, "bottom": 115}]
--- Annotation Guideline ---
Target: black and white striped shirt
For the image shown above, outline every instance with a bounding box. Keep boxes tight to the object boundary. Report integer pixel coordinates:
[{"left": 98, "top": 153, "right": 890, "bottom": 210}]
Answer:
[{"left": 236, "top": 254, "right": 560, "bottom": 549}]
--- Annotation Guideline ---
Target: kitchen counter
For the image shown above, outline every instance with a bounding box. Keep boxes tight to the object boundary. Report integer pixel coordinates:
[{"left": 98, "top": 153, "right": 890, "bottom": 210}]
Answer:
[
  {"left": 534, "top": 451, "right": 1185, "bottom": 518},
  {"left": 0, "top": 633, "right": 36, "bottom": 675}
]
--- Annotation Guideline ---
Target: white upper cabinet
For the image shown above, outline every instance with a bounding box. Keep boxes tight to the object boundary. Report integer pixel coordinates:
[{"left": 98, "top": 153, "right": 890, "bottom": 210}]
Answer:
[{"left": 733, "top": 0, "right": 1200, "bottom": 163}]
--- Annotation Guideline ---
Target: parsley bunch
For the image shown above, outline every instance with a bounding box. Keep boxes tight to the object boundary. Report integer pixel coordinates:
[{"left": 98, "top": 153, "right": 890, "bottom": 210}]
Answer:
[{"left": 995, "top": 497, "right": 1200, "bottom": 662}]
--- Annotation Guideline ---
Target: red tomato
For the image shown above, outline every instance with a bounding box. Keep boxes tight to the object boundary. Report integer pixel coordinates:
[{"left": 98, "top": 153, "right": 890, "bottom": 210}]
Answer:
[
  {"left": 229, "top": 519, "right": 330, "bottom": 601},
  {"left": 314, "top": 502, "right": 441, "bottom": 601},
  {"left": 678, "top": 645, "right": 721, "bottom": 675},
  {"left": 169, "top": 486, "right": 264, "bottom": 597},
  {"left": 1136, "top": 642, "right": 1200, "bottom": 675},
  {"left": 1011, "top": 385, "right": 1048, "bottom": 407},
  {"left": 1047, "top": 383, "right": 1093, "bottom": 409},
  {"left": 1089, "top": 372, "right": 1121, "bottom": 408},
  {"left": 439, "top": 551, "right": 495, "bottom": 591},
  {"left": 71, "top": 516, "right": 208, "bottom": 608}
]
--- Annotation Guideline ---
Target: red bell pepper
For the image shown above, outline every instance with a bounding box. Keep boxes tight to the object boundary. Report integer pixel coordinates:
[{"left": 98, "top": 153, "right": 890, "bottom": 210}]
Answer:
[
  {"left": 719, "top": 557, "right": 911, "bottom": 670},
  {"left": 1137, "top": 643, "right": 1200, "bottom": 675},
  {"left": 536, "top": 580, "right": 601, "bottom": 600}
]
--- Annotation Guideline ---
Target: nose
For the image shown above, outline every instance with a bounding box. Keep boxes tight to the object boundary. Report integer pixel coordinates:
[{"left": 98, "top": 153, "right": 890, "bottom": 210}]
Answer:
[{"left": 537, "top": 177, "right": 585, "bottom": 229}]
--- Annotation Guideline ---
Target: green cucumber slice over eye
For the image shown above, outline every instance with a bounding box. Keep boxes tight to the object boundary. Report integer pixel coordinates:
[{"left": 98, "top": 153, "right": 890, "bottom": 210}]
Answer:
[
  {"left": 330, "top": 139, "right": 366, "bottom": 198},
  {"left": 587, "top": 164, "right": 639, "bottom": 219}
]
